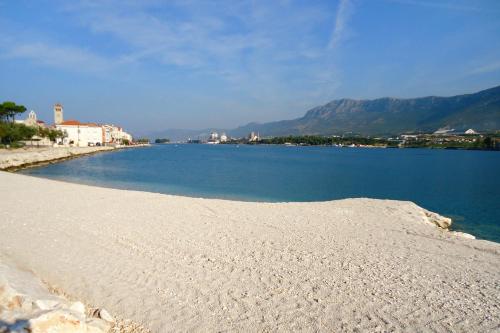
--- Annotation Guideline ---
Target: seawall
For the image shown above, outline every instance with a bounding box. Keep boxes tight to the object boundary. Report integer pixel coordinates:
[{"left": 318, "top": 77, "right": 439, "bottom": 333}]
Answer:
[{"left": 0, "top": 145, "right": 149, "bottom": 171}]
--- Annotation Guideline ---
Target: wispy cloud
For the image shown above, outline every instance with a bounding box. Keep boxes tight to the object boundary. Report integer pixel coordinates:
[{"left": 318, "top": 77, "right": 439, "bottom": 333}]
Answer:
[
  {"left": 328, "top": 0, "right": 355, "bottom": 50},
  {"left": 55, "top": 0, "right": 341, "bottom": 103},
  {"left": 313, "top": 0, "right": 356, "bottom": 103},
  {"left": 0, "top": 41, "right": 112, "bottom": 73},
  {"left": 62, "top": 0, "right": 322, "bottom": 69},
  {"left": 0, "top": 0, "right": 348, "bottom": 118},
  {"left": 468, "top": 61, "right": 500, "bottom": 75}
]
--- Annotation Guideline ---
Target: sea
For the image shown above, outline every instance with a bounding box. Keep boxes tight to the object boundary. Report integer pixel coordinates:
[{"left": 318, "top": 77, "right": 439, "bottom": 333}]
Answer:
[{"left": 19, "top": 144, "right": 500, "bottom": 242}]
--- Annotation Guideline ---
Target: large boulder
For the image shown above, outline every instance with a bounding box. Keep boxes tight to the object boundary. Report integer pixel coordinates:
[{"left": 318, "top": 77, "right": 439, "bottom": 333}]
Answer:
[{"left": 423, "top": 210, "right": 452, "bottom": 229}]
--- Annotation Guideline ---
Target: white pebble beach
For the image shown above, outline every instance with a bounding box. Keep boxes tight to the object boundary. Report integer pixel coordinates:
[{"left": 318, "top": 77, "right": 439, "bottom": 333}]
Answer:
[{"left": 0, "top": 171, "right": 499, "bottom": 332}]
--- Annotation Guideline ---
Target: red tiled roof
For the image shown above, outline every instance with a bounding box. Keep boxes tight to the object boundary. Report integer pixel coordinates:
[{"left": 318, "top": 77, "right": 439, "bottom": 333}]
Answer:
[
  {"left": 60, "top": 120, "right": 82, "bottom": 126},
  {"left": 59, "top": 120, "right": 103, "bottom": 127}
]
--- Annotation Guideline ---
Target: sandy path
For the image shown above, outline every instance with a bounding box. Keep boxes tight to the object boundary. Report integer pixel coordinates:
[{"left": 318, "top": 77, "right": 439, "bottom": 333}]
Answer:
[{"left": 0, "top": 172, "right": 499, "bottom": 332}]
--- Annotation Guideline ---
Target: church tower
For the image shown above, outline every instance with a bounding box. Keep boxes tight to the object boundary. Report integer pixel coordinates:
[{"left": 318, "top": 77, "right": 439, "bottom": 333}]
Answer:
[
  {"left": 54, "top": 103, "right": 63, "bottom": 125},
  {"left": 25, "top": 110, "right": 37, "bottom": 127}
]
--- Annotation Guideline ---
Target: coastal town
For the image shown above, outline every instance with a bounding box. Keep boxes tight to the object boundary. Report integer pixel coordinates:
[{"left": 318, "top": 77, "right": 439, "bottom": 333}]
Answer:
[
  {"left": 15, "top": 103, "right": 134, "bottom": 147},
  {"left": 0, "top": 101, "right": 148, "bottom": 171}
]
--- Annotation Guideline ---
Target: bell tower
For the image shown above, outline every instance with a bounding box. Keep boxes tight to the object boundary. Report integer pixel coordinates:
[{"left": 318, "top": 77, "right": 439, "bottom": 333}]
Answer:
[{"left": 54, "top": 103, "right": 63, "bottom": 125}]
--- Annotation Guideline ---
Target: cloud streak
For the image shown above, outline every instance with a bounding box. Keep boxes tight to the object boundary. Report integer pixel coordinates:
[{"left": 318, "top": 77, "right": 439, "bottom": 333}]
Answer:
[
  {"left": 0, "top": 41, "right": 112, "bottom": 73},
  {"left": 468, "top": 61, "right": 500, "bottom": 75},
  {"left": 328, "top": 0, "right": 354, "bottom": 50}
]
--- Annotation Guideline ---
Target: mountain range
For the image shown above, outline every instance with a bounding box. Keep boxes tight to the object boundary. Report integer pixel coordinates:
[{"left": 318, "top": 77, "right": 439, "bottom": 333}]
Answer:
[{"left": 146, "top": 85, "right": 500, "bottom": 141}]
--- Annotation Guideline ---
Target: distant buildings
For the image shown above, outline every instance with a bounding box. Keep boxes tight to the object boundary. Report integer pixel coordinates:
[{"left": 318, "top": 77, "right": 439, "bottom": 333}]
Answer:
[
  {"left": 197, "top": 131, "right": 259, "bottom": 144},
  {"left": 220, "top": 133, "right": 228, "bottom": 143},
  {"left": 102, "top": 124, "right": 132, "bottom": 145},
  {"left": 248, "top": 132, "right": 260, "bottom": 142},
  {"left": 207, "top": 131, "right": 220, "bottom": 144}
]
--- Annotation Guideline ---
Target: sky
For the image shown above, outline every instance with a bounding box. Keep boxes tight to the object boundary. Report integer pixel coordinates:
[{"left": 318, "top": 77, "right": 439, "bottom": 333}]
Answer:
[{"left": 1, "top": 0, "right": 499, "bottom": 134}]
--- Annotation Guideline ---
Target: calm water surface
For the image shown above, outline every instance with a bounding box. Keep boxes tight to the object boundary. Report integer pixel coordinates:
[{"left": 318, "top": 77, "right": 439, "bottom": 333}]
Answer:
[{"left": 20, "top": 144, "right": 500, "bottom": 242}]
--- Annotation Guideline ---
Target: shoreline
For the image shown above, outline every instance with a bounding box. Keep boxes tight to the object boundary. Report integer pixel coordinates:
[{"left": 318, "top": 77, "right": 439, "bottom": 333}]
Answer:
[
  {"left": 0, "top": 144, "right": 150, "bottom": 171},
  {"left": 1, "top": 172, "right": 499, "bottom": 332}
]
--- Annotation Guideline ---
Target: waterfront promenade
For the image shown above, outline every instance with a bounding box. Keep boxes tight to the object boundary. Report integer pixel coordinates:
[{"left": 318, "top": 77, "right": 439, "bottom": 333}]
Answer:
[{"left": 0, "top": 145, "right": 149, "bottom": 171}]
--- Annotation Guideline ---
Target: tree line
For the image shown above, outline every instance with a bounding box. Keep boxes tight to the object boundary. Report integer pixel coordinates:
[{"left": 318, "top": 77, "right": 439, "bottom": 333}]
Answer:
[
  {"left": 256, "top": 134, "right": 499, "bottom": 150},
  {"left": 258, "top": 135, "right": 393, "bottom": 146}
]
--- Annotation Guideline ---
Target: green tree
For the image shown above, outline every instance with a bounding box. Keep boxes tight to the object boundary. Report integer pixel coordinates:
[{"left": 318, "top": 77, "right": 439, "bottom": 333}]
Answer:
[
  {"left": 483, "top": 137, "right": 493, "bottom": 149},
  {"left": 37, "top": 127, "right": 65, "bottom": 141},
  {"left": 0, "top": 101, "right": 27, "bottom": 123},
  {"left": 155, "top": 138, "right": 170, "bottom": 144},
  {"left": 0, "top": 123, "right": 37, "bottom": 145}
]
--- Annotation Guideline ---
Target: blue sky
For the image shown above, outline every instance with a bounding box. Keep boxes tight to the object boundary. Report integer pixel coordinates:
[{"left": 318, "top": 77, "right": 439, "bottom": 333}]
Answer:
[{"left": 1, "top": 0, "right": 499, "bottom": 134}]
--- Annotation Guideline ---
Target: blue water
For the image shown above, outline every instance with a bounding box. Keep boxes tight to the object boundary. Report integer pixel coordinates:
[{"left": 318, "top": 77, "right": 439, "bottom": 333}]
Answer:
[{"left": 19, "top": 144, "right": 500, "bottom": 242}]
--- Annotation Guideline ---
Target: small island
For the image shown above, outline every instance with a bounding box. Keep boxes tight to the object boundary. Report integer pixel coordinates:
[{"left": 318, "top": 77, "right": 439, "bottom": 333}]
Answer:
[{"left": 154, "top": 138, "right": 170, "bottom": 144}]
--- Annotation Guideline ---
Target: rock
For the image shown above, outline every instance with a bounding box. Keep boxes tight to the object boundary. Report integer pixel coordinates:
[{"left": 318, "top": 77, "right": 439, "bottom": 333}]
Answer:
[
  {"left": 32, "top": 299, "right": 61, "bottom": 311},
  {"left": 423, "top": 210, "right": 452, "bottom": 229},
  {"left": 451, "top": 231, "right": 476, "bottom": 239},
  {"left": 98, "top": 308, "right": 115, "bottom": 323},
  {"left": 69, "top": 301, "right": 86, "bottom": 314},
  {"left": 0, "top": 280, "right": 20, "bottom": 309},
  {"left": 28, "top": 309, "right": 87, "bottom": 333},
  {"left": 2, "top": 309, "right": 111, "bottom": 333}
]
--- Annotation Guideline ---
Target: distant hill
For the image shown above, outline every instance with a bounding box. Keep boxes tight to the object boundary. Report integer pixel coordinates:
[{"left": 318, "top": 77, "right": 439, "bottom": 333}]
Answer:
[
  {"left": 144, "top": 85, "right": 500, "bottom": 140},
  {"left": 229, "top": 85, "right": 500, "bottom": 137}
]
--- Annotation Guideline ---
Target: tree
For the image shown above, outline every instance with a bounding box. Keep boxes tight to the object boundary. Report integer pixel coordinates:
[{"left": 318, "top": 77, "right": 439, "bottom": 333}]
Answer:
[
  {"left": 155, "top": 138, "right": 170, "bottom": 144},
  {"left": 37, "top": 127, "right": 65, "bottom": 141},
  {"left": 0, "top": 101, "right": 27, "bottom": 123},
  {"left": 0, "top": 122, "right": 37, "bottom": 145},
  {"left": 483, "top": 137, "right": 493, "bottom": 149}
]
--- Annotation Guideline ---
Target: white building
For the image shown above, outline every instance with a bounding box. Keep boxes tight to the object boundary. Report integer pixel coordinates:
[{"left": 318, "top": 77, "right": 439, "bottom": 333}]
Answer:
[
  {"left": 25, "top": 110, "right": 37, "bottom": 126},
  {"left": 15, "top": 110, "right": 46, "bottom": 128},
  {"left": 207, "top": 132, "right": 220, "bottom": 144},
  {"left": 248, "top": 132, "right": 260, "bottom": 142},
  {"left": 102, "top": 125, "right": 132, "bottom": 145},
  {"left": 56, "top": 120, "right": 104, "bottom": 147},
  {"left": 220, "top": 133, "right": 228, "bottom": 143}
]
